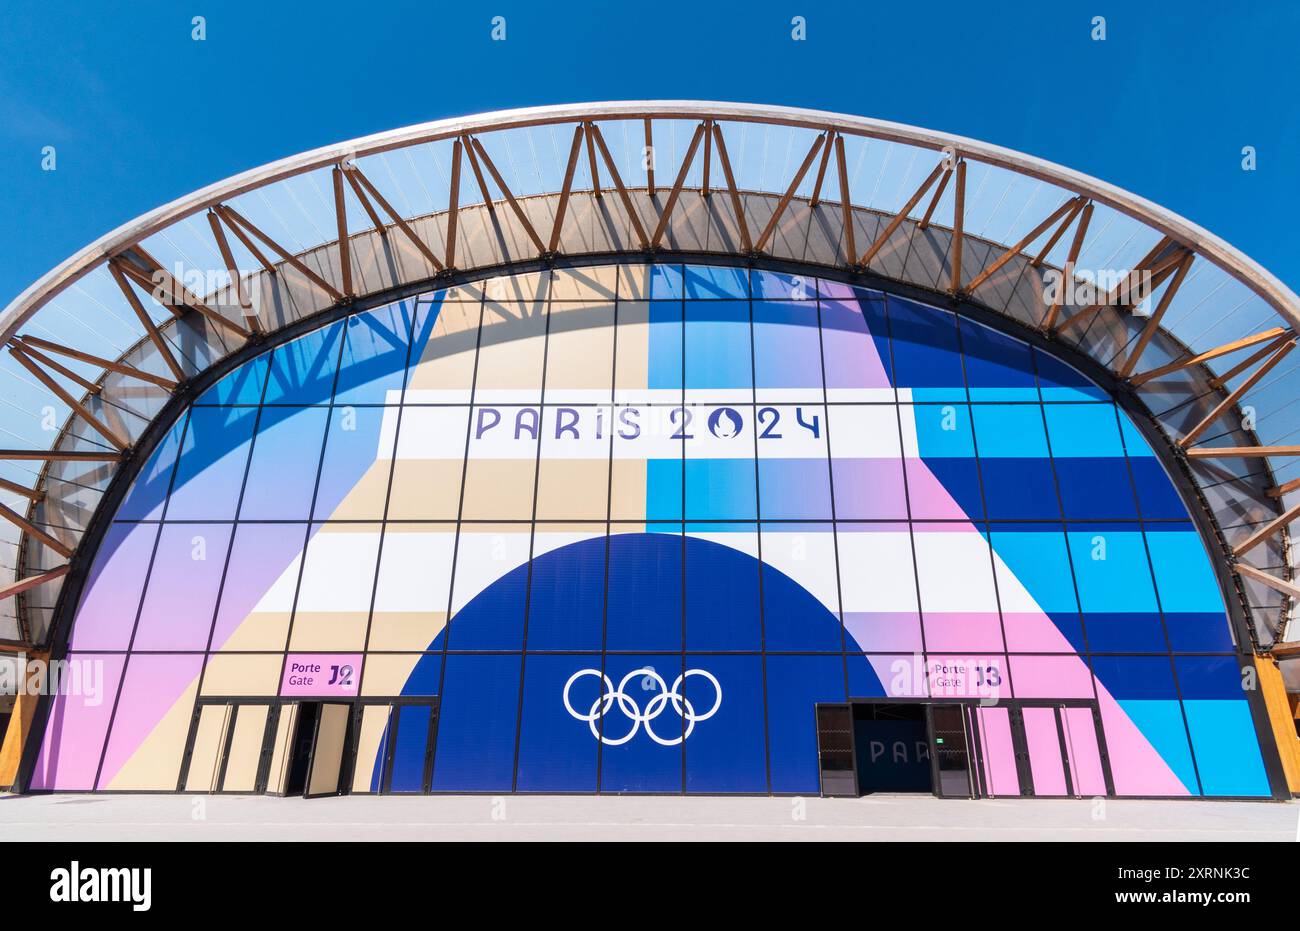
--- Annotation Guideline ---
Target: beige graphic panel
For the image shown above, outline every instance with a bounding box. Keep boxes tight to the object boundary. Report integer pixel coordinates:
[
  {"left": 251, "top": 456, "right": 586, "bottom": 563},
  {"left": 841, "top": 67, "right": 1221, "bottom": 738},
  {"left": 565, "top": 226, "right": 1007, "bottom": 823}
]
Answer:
[
  {"left": 351, "top": 704, "right": 393, "bottom": 792},
  {"left": 289, "top": 524, "right": 383, "bottom": 651},
  {"left": 201, "top": 655, "right": 284, "bottom": 696},
  {"left": 406, "top": 300, "right": 481, "bottom": 402},
  {"left": 387, "top": 407, "right": 470, "bottom": 519},
  {"left": 613, "top": 301, "right": 650, "bottom": 398},
  {"left": 184, "top": 704, "right": 232, "bottom": 792},
  {"left": 461, "top": 406, "right": 538, "bottom": 519},
  {"left": 265, "top": 704, "right": 298, "bottom": 795},
  {"left": 550, "top": 265, "right": 618, "bottom": 301},
  {"left": 368, "top": 526, "right": 454, "bottom": 651},
  {"left": 545, "top": 301, "right": 615, "bottom": 402},
  {"left": 221, "top": 704, "right": 270, "bottom": 791},
  {"left": 475, "top": 292, "right": 548, "bottom": 404}
]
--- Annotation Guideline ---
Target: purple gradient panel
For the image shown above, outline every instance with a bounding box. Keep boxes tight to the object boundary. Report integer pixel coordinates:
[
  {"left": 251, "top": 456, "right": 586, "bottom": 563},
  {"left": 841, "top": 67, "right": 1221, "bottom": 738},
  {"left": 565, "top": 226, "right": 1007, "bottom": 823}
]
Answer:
[
  {"left": 758, "top": 459, "right": 832, "bottom": 519},
  {"left": 819, "top": 298, "right": 891, "bottom": 389},
  {"left": 69, "top": 523, "right": 159, "bottom": 651},
  {"left": 1010, "top": 655, "right": 1095, "bottom": 698},
  {"left": 97, "top": 654, "right": 203, "bottom": 787},
  {"left": 752, "top": 301, "right": 824, "bottom": 391},
  {"left": 209, "top": 522, "right": 309, "bottom": 650},
  {"left": 976, "top": 707, "right": 1021, "bottom": 796},
  {"left": 922, "top": 612, "right": 1005, "bottom": 652},
  {"left": 132, "top": 524, "right": 233, "bottom": 651},
  {"left": 831, "top": 458, "right": 908, "bottom": 519},
  {"left": 845, "top": 612, "right": 923, "bottom": 651},
  {"left": 1023, "top": 706, "right": 1069, "bottom": 794},
  {"left": 29, "top": 654, "right": 126, "bottom": 790},
  {"left": 904, "top": 459, "right": 972, "bottom": 520},
  {"left": 818, "top": 279, "right": 880, "bottom": 301}
]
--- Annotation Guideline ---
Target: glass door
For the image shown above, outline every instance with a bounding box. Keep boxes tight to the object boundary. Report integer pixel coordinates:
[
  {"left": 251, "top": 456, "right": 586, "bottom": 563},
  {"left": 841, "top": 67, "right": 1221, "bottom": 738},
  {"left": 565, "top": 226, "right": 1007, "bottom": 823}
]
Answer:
[
  {"left": 929, "top": 704, "right": 975, "bottom": 798},
  {"left": 1010, "top": 702, "right": 1112, "bottom": 798},
  {"left": 815, "top": 703, "right": 857, "bottom": 797},
  {"left": 180, "top": 702, "right": 275, "bottom": 793},
  {"left": 351, "top": 700, "right": 440, "bottom": 794},
  {"left": 304, "top": 702, "right": 352, "bottom": 799}
]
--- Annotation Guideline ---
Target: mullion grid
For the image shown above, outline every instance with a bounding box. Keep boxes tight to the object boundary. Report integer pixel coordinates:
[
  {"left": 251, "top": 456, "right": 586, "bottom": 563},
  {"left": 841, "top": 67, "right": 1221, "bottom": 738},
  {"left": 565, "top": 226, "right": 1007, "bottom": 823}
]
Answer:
[{"left": 81, "top": 264, "right": 1241, "bottom": 798}]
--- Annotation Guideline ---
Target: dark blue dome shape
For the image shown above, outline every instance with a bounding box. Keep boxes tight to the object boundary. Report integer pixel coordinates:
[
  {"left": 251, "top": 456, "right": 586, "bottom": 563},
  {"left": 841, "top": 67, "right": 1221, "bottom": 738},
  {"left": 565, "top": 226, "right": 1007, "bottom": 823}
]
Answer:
[
  {"left": 383, "top": 533, "right": 885, "bottom": 793},
  {"left": 406, "top": 533, "right": 863, "bottom": 670}
]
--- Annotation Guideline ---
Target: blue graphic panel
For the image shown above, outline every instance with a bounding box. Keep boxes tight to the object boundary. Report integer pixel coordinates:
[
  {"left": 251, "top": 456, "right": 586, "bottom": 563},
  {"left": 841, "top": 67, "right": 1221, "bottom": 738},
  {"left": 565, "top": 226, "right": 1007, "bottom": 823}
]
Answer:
[
  {"left": 959, "top": 317, "right": 1037, "bottom": 400},
  {"left": 647, "top": 300, "right": 683, "bottom": 390},
  {"left": 684, "top": 654, "right": 767, "bottom": 793},
  {"left": 264, "top": 321, "right": 343, "bottom": 405},
  {"left": 888, "top": 298, "right": 965, "bottom": 400},
  {"left": 684, "top": 534, "right": 761, "bottom": 650},
  {"left": 526, "top": 538, "right": 606, "bottom": 651},
  {"left": 1182, "top": 699, "right": 1269, "bottom": 797},
  {"left": 389, "top": 705, "right": 431, "bottom": 793},
  {"left": 516, "top": 654, "right": 600, "bottom": 792},
  {"left": 333, "top": 301, "right": 413, "bottom": 405},
  {"left": 598, "top": 655, "right": 684, "bottom": 793},
  {"left": 432, "top": 654, "right": 520, "bottom": 792},
  {"left": 684, "top": 264, "right": 749, "bottom": 299},
  {"left": 606, "top": 531, "right": 683, "bottom": 651},
  {"left": 1091, "top": 654, "right": 1198, "bottom": 794},
  {"left": 972, "top": 404, "right": 1060, "bottom": 520},
  {"left": 448, "top": 558, "right": 527, "bottom": 651},
  {"left": 766, "top": 655, "right": 846, "bottom": 793},
  {"left": 685, "top": 300, "right": 752, "bottom": 391},
  {"left": 195, "top": 353, "right": 269, "bottom": 406},
  {"left": 117, "top": 415, "right": 186, "bottom": 521},
  {"left": 166, "top": 405, "right": 257, "bottom": 520}
]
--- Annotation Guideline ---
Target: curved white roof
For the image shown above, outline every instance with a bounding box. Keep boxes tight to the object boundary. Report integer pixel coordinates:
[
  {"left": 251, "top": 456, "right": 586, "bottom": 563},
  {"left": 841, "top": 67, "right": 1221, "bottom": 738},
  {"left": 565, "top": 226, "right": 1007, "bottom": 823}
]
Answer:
[{"left": 0, "top": 101, "right": 1295, "bottom": 660}]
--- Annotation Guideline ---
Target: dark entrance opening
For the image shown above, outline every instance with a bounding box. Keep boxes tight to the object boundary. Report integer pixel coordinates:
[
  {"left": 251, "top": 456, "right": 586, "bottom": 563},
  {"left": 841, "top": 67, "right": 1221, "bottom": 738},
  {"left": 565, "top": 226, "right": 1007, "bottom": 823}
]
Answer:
[
  {"left": 852, "top": 703, "right": 932, "bottom": 794},
  {"left": 283, "top": 702, "right": 320, "bottom": 796}
]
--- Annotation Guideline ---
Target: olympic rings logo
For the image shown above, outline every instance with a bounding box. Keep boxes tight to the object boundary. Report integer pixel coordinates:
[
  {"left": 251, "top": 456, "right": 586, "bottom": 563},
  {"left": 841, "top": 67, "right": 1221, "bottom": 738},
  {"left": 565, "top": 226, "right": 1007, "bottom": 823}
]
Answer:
[{"left": 562, "top": 667, "right": 722, "bottom": 746}]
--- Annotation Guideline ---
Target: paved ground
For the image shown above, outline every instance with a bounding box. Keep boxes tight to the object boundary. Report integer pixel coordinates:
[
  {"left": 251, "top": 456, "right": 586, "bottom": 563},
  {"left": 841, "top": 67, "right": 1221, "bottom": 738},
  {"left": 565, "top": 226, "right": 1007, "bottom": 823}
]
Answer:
[{"left": 2, "top": 792, "right": 1296, "bottom": 841}]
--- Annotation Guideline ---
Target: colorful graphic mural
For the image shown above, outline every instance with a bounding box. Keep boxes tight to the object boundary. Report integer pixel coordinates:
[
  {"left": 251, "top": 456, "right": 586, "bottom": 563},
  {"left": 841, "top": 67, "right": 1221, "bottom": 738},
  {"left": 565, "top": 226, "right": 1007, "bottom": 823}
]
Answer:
[{"left": 28, "top": 262, "right": 1271, "bottom": 797}]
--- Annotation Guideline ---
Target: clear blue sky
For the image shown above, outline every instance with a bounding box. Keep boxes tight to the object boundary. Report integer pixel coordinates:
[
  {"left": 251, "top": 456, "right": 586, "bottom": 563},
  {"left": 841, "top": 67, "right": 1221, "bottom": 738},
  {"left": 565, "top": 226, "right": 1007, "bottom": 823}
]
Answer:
[{"left": 2, "top": 0, "right": 1297, "bottom": 309}]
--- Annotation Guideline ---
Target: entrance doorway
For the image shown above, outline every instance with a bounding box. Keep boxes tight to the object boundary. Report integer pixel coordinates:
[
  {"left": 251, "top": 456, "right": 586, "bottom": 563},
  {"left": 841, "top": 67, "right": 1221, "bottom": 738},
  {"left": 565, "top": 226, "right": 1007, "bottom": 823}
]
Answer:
[
  {"left": 181, "top": 699, "right": 357, "bottom": 797},
  {"left": 277, "top": 701, "right": 354, "bottom": 798},
  {"left": 852, "top": 704, "right": 931, "bottom": 794},
  {"left": 814, "top": 699, "right": 1113, "bottom": 799}
]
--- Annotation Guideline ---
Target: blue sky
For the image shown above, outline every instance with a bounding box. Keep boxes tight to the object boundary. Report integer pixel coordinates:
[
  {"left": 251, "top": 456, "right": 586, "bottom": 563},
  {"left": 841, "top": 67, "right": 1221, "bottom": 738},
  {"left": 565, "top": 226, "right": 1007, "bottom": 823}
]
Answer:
[{"left": 1, "top": 0, "right": 1297, "bottom": 309}]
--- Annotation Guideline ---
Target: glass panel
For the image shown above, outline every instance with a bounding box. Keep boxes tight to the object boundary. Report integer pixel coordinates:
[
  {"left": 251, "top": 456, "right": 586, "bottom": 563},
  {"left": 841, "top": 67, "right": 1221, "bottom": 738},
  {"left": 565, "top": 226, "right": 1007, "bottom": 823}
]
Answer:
[
  {"left": 42, "top": 266, "right": 1275, "bottom": 802},
  {"left": 931, "top": 704, "right": 973, "bottom": 798},
  {"left": 388, "top": 705, "right": 431, "bottom": 793},
  {"left": 432, "top": 654, "right": 520, "bottom": 792},
  {"left": 1022, "top": 706, "right": 1067, "bottom": 796},
  {"left": 166, "top": 406, "right": 257, "bottom": 520},
  {"left": 221, "top": 704, "right": 270, "bottom": 792}
]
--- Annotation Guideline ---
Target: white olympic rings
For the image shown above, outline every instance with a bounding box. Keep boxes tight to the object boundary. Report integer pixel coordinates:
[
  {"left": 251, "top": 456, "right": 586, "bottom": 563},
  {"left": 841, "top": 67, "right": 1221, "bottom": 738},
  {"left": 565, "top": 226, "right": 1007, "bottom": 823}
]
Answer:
[{"left": 562, "top": 667, "right": 722, "bottom": 746}]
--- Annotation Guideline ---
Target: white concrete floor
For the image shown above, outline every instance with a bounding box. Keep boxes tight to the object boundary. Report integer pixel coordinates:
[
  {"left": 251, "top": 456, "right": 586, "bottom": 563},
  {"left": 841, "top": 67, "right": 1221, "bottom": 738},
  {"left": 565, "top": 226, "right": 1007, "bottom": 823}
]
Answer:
[{"left": 2, "top": 792, "right": 1296, "bottom": 841}]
